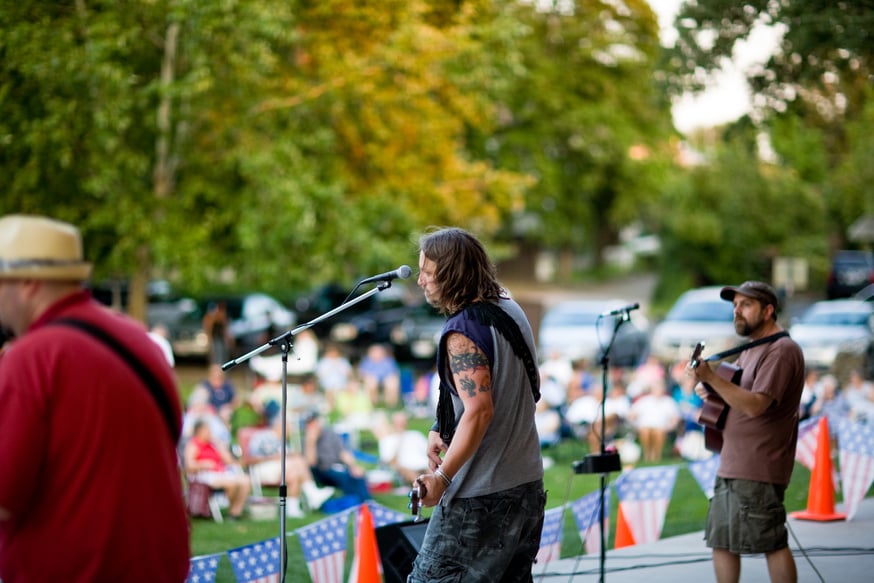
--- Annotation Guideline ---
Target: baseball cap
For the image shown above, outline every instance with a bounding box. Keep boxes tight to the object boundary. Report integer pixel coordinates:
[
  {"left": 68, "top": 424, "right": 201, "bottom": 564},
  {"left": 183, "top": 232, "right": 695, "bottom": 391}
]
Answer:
[{"left": 720, "top": 281, "right": 779, "bottom": 311}]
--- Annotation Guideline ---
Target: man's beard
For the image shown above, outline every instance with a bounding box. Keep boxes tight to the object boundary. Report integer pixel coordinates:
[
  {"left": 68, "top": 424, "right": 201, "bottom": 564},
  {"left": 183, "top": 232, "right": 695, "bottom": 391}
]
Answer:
[{"left": 734, "top": 314, "right": 762, "bottom": 337}]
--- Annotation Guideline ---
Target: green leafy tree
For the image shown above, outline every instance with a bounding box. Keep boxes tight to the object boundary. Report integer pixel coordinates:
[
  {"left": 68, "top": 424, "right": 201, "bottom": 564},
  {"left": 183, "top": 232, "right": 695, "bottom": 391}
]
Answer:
[
  {"left": 0, "top": 0, "right": 534, "bottom": 319},
  {"left": 469, "top": 0, "right": 675, "bottom": 275},
  {"left": 658, "top": 126, "right": 827, "bottom": 292},
  {"left": 667, "top": 0, "right": 874, "bottom": 248}
]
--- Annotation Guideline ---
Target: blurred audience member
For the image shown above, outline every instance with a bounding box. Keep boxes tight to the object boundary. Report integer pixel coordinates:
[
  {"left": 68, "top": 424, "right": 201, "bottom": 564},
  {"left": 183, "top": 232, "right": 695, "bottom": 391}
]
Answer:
[
  {"left": 358, "top": 343, "right": 401, "bottom": 408},
  {"left": 196, "top": 363, "right": 239, "bottom": 424},
  {"left": 247, "top": 416, "right": 335, "bottom": 517},
  {"left": 333, "top": 373, "right": 374, "bottom": 449},
  {"left": 535, "top": 397, "right": 562, "bottom": 449},
  {"left": 567, "top": 358, "right": 595, "bottom": 403},
  {"left": 799, "top": 368, "right": 819, "bottom": 420},
  {"left": 373, "top": 411, "right": 429, "bottom": 484},
  {"left": 182, "top": 387, "right": 231, "bottom": 446},
  {"left": 626, "top": 354, "right": 665, "bottom": 401},
  {"left": 289, "top": 329, "right": 320, "bottom": 377},
  {"left": 670, "top": 361, "right": 703, "bottom": 434},
  {"left": 810, "top": 374, "right": 851, "bottom": 438},
  {"left": 408, "top": 367, "right": 436, "bottom": 418},
  {"left": 315, "top": 343, "right": 354, "bottom": 409},
  {"left": 565, "top": 383, "right": 629, "bottom": 454},
  {"left": 292, "top": 373, "right": 330, "bottom": 417},
  {"left": 845, "top": 369, "right": 873, "bottom": 421},
  {"left": 540, "top": 350, "right": 574, "bottom": 395},
  {"left": 183, "top": 419, "right": 250, "bottom": 520},
  {"left": 303, "top": 412, "right": 371, "bottom": 503},
  {"left": 628, "top": 379, "right": 680, "bottom": 462},
  {"left": 202, "top": 301, "right": 232, "bottom": 364},
  {"left": 148, "top": 323, "right": 175, "bottom": 368}
]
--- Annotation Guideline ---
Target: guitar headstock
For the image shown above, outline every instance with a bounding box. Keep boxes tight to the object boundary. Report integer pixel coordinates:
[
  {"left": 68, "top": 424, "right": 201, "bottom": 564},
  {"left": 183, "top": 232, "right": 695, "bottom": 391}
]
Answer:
[
  {"left": 690, "top": 341, "right": 705, "bottom": 368},
  {"left": 409, "top": 481, "right": 426, "bottom": 522}
]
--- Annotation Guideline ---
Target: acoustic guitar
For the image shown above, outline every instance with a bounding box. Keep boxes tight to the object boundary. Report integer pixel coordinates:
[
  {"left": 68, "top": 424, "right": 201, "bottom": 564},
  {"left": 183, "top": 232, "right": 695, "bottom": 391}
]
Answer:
[{"left": 690, "top": 342, "right": 743, "bottom": 453}]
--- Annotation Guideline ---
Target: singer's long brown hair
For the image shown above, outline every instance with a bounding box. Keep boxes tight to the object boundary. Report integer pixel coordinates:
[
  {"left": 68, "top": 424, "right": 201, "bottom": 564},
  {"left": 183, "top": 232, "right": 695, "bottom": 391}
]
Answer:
[{"left": 418, "top": 227, "right": 506, "bottom": 315}]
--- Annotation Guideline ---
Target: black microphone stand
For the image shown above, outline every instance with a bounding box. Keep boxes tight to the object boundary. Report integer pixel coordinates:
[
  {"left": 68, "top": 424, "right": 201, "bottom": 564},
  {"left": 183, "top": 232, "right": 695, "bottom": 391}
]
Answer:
[
  {"left": 572, "top": 310, "right": 630, "bottom": 583},
  {"left": 222, "top": 280, "right": 395, "bottom": 582}
]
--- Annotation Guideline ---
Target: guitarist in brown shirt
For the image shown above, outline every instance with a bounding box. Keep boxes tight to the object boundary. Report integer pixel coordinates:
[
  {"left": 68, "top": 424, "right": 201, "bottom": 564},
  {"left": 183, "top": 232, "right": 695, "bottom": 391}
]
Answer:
[{"left": 689, "top": 281, "right": 805, "bottom": 583}]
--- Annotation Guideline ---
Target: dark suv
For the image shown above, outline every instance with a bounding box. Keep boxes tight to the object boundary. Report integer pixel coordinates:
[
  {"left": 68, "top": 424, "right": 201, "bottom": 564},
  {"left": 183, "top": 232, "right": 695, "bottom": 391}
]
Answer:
[{"left": 827, "top": 250, "right": 874, "bottom": 299}]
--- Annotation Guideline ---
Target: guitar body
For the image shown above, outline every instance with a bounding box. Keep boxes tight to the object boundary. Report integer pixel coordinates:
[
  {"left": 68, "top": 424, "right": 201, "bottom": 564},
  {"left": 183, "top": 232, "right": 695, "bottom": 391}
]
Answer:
[
  {"left": 689, "top": 342, "right": 743, "bottom": 454},
  {"left": 698, "top": 362, "right": 742, "bottom": 453}
]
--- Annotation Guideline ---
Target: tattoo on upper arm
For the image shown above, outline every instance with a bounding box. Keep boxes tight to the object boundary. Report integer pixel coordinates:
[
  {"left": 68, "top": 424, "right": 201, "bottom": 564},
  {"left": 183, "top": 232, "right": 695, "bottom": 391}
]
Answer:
[{"left": 447, "top": 334, "right": 491, "bottom": 398}]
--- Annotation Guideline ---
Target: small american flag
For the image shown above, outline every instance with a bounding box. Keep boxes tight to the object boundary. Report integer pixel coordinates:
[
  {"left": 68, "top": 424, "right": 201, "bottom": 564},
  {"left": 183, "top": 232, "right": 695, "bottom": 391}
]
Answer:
[
  {"left": 570, "top": 489, "right": 609, "bottom": 556},
  {"left": 838, "top": 420, "right": 874, "bottom": 521},
  {"left": 367, "top": 501, "right": 408, "bottom": 528},
  {"left": 615, "top": 466, "right": 678, "bottom": 545},
  {"left": 227, "top": 538, "right": 281, "bottom": 583},
  {"left": 184, "top": 553, "right": 221, "bottom": 583},
  {"left": 688, "top": 454, "right": 720, "bottom": 499},
  {"left": 795, "top": 416, "right": 821, "bottom": 470},
  {"left": 297, "top": 511, "right": 352, "bottom": 583},
  {"left": 535, "top": 506, "right": 564, "bottom": 566}
]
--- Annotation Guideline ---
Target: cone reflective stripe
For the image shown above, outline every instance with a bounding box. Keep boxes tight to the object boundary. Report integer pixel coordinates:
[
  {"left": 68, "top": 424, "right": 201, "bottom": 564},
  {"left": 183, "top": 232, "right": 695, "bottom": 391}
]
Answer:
[
  {"left": 614, "top": 504, "right": 636, "bottom": 548},
  {"left": 348, "top": 504, "right": 382, "bottom": 583},
  {"left": 790, "top": 417, "right": 846, "bottom": 522}
]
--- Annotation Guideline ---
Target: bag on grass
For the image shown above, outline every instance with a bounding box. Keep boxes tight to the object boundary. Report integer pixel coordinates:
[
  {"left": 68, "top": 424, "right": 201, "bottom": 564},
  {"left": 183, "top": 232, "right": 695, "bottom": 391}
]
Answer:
[{"left": 187, "top": 481, "right": 213, "bottom": 519}]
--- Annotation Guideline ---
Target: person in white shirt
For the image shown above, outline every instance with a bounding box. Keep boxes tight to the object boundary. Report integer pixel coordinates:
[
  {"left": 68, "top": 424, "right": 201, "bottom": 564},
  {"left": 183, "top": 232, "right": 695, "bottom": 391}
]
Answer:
[{"left": 629, "top": 378, "right": 681, "bottom": 462}]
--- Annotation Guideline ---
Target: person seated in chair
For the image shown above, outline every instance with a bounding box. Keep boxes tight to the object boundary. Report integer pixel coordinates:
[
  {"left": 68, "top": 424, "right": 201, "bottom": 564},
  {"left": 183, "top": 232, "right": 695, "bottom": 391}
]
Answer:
[
  {"left": 247, "top": 415, "right": 335, "bottom": 517},
  {"left": 373, "top": 410, "right": 429, "bottom": 484},
  {"left": 302, "top": 411, "right": 371, "bottom": 504},
  {"left": 183, "top": 418, "right": 250, "bottom": 520}
]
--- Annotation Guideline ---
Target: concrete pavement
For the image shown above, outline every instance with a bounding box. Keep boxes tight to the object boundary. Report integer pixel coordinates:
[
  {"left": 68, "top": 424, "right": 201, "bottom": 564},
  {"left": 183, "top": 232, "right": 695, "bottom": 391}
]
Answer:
[{"left": 532, "top": 497, "right": 874, "bottom": 583}]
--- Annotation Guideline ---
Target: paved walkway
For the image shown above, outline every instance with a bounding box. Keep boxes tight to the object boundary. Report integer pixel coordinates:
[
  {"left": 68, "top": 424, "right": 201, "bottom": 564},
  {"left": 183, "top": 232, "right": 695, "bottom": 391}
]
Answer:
[{"left": 532, "top": 497, "right": 874, "bottom": 583}]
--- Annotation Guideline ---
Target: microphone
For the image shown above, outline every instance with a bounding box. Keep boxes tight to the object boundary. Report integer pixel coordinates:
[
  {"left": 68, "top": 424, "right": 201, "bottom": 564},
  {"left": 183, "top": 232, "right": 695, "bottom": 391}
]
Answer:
[
  {"left": 600, "top": 302, "right": 639, "bottom": 317},
  {"left": 359, "top": 265, "right": 412, "bottom": 284}
]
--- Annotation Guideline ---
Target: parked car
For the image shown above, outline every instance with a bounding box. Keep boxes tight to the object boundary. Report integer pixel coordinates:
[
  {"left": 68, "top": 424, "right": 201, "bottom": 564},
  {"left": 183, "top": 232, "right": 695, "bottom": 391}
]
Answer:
[
  {"left": 789, "top": 299, "right": 874, "bottom": 377},
  {"left": 537, "top": 299, "right": 650, "bottom": 368},
  {"left": 390, "top": 303, "right": 446, "bottom": 362},
  {"left": 327, "top": 283, "right": 421, "bottom": 357},
  {"left": 219, "top": 293, "right": 297, "bottom": 351},
  {"left": 149, "top": 292, "right": 297, "bottom": 361},
  {"left": 648, "top": 286, "right": 743, "bottom": 365},
  {"left": 853, "top": 283, "right": 874, "bottom": 303},
  {"left": 827, "top": 250, "right": 874, "bottom": 299}
]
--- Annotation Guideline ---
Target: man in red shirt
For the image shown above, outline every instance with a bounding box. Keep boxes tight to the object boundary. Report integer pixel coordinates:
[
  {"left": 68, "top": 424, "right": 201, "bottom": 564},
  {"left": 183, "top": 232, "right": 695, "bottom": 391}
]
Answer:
[{"left": 0, "top": 215, "right": 190, "bottom": 582}]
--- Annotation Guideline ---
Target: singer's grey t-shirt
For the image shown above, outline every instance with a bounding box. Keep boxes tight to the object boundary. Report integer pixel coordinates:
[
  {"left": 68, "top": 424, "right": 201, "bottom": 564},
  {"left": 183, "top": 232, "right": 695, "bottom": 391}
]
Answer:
[{"left": 438, "top": 298, "right": 543, "bottom": 502}]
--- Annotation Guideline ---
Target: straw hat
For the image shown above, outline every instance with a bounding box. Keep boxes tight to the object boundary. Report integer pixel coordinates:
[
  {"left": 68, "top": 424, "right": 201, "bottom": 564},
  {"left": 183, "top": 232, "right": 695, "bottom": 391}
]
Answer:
[{"left": 0, "top": 214, "right": 92, "bottom": 281}]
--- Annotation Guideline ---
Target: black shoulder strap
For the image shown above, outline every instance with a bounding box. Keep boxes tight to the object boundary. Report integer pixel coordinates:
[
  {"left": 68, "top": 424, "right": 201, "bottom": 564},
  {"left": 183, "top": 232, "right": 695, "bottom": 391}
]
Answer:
[
  {"left": 704, "top": 331, "right": 790, "bottom": 363},
  {"left": 462, "top": 301, "right": 541, "bottom": 401},
  {"left": 51, "top": 318, "right": 180, "bottom": 443},
  {"left": 434, "top": 301, "right": 541, "bottom": 445}
]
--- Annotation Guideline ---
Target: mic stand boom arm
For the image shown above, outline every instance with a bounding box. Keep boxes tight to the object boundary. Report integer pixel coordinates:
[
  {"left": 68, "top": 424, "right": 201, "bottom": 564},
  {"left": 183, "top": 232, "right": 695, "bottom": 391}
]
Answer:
[
  {"left": 221, "top": 280, "right": 394, "bottom": 583},
  {"left": 221, "top": 283, "right": 387, "bottom": 372}
]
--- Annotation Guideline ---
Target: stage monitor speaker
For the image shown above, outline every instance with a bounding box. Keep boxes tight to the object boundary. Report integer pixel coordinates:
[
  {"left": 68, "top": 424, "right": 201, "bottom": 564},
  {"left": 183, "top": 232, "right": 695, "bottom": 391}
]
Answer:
[{"left": 375, "top": 519, "right": 429, "bottom": 583}]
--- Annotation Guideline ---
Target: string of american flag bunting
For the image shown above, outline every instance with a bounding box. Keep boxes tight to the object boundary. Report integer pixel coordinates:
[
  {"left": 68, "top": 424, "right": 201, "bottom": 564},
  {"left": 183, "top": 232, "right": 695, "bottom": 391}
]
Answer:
[{"left": 185, "top": 416, "right": 874, "bottom": 583}]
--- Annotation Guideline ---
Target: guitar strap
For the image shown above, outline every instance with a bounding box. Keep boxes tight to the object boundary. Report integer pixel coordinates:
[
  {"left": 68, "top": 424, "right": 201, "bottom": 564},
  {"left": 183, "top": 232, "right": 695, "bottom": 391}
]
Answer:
[
  {"left": 703, "top": 330, "right": 789, "bottom": 363},
  {"left": 50, "top": 317, "right": 181, "bottom": 444}
]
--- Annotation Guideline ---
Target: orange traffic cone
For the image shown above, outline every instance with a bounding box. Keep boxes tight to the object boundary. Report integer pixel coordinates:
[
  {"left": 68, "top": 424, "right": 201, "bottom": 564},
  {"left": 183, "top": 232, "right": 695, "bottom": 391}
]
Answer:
[
  {"left": 349, "top": 504, "right": 382, "bottom": 583},
  {"left": 790, "top": 416, "right": 846, "bottom": 522},
  {"left": 614, "top": 505, "right": 636, "bottom": 548}
]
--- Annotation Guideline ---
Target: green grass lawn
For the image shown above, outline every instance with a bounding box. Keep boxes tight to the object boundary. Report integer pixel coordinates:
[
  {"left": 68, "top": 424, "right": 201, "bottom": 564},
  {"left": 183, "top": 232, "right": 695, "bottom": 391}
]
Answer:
[{"left": 190, "top": 417, "right": 826, "bottom": 582}]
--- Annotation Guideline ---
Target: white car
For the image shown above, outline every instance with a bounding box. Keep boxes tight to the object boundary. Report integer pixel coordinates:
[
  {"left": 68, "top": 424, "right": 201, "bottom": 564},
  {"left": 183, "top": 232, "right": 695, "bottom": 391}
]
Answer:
[
  {"left": 537, "top": 299, "right": 650, "bottom": 368},
  {"left": 649, "top": 286, "right": 743, "bottom": 365},
  {"left": 789, "top": 299, "right": 874, "bottom": 377}
]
